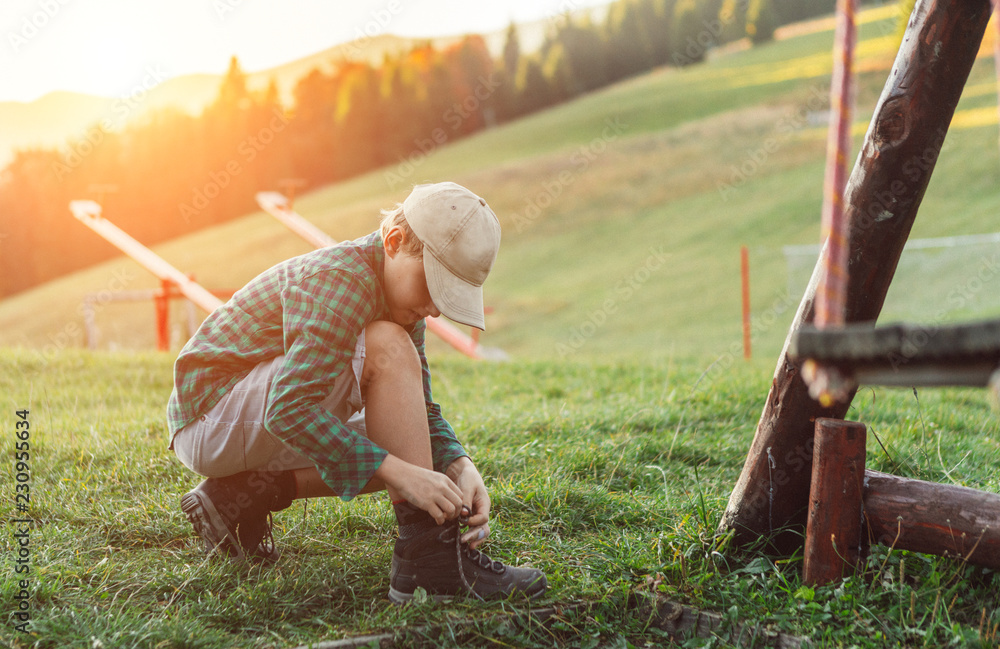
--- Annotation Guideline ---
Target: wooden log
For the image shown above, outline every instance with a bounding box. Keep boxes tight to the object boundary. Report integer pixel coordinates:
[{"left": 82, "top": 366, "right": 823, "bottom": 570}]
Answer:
[
  {"left": 719, "top": 0, "right": 994, "bottom": 553},
  {"left": 803, "top": 419, "right": 867, "bottom": 585},
  {"left": 864, "top": 470, "right": 1000, "bottom": 570}
]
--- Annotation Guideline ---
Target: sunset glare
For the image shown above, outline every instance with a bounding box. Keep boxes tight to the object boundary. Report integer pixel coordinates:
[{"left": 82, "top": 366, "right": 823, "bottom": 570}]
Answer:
[{"left": 2, "top": 0, "right": 610, "bottom": 103}]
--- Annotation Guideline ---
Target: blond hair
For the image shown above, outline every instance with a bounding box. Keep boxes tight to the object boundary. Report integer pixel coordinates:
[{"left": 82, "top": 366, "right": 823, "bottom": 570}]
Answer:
[{"left": 379, "top": 204, "right": 424, "bottom": 257}]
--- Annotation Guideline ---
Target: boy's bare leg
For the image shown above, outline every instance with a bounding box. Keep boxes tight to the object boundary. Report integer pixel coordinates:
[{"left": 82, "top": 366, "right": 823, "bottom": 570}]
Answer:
[
  {"left": 360, "top": 320, "right": 434, "bottom": 488},
  {"left": 292, "top": 467, "right": 383, "bottom": 499},
  {"left": 293, "top": 321, "right": 453, "bottom": 516}
]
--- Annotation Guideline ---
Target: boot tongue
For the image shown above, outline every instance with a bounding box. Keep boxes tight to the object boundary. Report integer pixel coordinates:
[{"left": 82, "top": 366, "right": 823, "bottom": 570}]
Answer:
[{"left": 393, "top": 501, "right": 439, "bottom": 539}]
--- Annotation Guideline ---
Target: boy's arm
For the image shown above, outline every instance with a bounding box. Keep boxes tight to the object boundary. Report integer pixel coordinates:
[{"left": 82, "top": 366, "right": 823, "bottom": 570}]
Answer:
[
  {"left": 409, "top": 320, "right": 491, "bottom": 545},
  {"left": 265, "top": 283, "right": 386, "bottom": 500}
]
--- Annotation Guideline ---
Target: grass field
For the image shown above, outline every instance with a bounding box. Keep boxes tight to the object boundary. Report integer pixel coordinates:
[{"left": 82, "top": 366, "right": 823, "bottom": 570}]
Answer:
[
  {"left": 3, "top": 2, "right": 1000, "bottom": 647},
  {"left": 2, "top": 350, "right": 999, "bottom": 647}
]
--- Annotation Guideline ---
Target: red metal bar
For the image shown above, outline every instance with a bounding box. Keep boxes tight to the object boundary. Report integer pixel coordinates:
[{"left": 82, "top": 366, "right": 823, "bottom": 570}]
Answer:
[
  {"left": 994, "top": 1, "right": 1000, "bottom": 155},
  {"left": 155, "top": 278, "right": 171, "bottom": 352},
  {"left": 741, "top": 245, "right": 751, "bottom": 360},
  {"left": 817, "top": 0, "right": 857, "bottom": 327},
  {"left": 804, "top": 0, "right": 858, "bottom": 406}
]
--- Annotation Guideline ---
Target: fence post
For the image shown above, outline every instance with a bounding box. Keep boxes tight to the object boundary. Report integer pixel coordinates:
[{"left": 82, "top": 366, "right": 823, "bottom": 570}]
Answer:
[{"left": 803, "top": 418, "right": 867, "bottom": 585}]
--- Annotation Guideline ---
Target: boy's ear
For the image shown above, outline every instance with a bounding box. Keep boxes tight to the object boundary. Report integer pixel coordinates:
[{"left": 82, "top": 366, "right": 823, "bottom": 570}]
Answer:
[{"left": 384, "top": 226, "right": 403, "bottom": 256}]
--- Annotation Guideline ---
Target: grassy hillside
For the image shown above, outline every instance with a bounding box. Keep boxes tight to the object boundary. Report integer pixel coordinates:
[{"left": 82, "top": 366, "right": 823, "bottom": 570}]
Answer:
[{"left": 2, "top": 4, "right": 999, "bottom": 364}]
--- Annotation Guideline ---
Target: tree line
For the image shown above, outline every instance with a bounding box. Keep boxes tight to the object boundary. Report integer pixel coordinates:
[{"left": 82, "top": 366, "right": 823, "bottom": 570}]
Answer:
[{"left": 0, "top": 0, "right": 836, "bottom": 298}]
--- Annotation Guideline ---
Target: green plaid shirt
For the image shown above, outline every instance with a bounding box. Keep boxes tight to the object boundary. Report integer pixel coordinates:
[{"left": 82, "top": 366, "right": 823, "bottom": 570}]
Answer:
[{"left": 166, "top": 232, "right": 467, "bottom": 500}]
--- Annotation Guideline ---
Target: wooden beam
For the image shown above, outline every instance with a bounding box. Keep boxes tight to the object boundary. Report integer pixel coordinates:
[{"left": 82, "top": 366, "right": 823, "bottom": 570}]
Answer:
[
  {"left": 791, "top": 319, "right": 1000, "bottom": 387},
  {"left": 70, "top": 201, "right": 223, "bottom": 314},
  {"left": 256, "top": 191, "right": 337, "bottom": 248},
  {"left": 864, "top": 470, "right": 1000, "bottom": 570},
  {"left": 719, "top": 0, "right": 994, "bottom": 553},
  {"left": 803, "top": 418, "right": 867, "bottom": 585}
]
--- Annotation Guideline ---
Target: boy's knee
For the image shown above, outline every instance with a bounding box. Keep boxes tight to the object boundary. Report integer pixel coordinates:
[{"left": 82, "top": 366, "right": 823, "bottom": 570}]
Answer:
[{"left": 364, "top": 321, "right": 419, "bottom": 380}]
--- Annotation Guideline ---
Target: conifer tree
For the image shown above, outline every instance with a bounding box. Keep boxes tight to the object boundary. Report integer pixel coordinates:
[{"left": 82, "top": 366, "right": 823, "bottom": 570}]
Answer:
[
  {"left": 718, "top": 0, "right": 749, "bottom": 44},
  {"left": 515, "top": 56, "right": 553, "bottom": 115},
  {"left": 495, "top": 22, "right": 523, "bottom": 122},
  {"left": 671, "top": 0, "right": 706, "bottom": 65},
  {"left": 605, "top": 0, "right": 654, "bottom": 82},
  {"left": 746, "top": 0, "right": 778, "bottom": 44}
]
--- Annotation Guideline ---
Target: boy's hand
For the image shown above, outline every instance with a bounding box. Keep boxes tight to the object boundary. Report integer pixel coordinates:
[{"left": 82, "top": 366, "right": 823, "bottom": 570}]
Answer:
[
  {"left": 377, "top": 455, "right": 464, "bottom": 525},
  {"left": 446, "top": 456, "right": 491, "bottom": 549}
]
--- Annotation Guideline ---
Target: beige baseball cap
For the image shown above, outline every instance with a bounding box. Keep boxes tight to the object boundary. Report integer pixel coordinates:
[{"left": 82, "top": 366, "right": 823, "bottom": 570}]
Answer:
[{"left": 402, "top": 182, "right": 500, "bottom": 330}]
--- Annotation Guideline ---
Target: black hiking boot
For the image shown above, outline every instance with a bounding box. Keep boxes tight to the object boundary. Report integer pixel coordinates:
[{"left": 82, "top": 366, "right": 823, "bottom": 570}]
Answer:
[
  {"left": 180, "top": 470, "right": 294, "bottom": 563},
  {"left": 389, "top": 518, "right": 548, "bottom": 603}
]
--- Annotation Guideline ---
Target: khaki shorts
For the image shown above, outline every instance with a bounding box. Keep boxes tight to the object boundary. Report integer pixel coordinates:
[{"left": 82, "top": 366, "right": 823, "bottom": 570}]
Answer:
[{"left": 173, "top": 332, "right": 367, "bottom": 478}]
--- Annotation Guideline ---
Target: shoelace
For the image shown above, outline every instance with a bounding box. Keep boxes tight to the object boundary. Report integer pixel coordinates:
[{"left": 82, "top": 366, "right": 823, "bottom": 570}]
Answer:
[
  {"left": 452, "top": 514, "right": 505, "bottom": 601},
  {"left": 258, "top": 512, "right": 276, "bottom": 558},
  {"left": 453, "top": 517, "right": 483, "bottom": 601},
  {"left": 235, "top": 511, "right": 276, "bottom": 561}
]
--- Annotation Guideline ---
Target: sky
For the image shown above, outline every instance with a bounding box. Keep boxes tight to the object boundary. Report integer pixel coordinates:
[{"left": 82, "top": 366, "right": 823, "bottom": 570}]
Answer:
[{"left": 1, "top": 0, "right": 611, "bottom": 103}]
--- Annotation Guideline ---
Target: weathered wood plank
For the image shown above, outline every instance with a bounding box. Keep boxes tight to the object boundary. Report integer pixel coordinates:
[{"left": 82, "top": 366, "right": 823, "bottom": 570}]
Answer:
[{"left": 790, "top": 319, "right": 1000, "bottom": 387}]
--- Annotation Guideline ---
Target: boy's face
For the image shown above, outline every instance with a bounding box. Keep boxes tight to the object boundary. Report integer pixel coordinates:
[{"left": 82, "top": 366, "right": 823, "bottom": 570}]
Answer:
[{"left": 383, "top": 226, "right": 441, "bottom": 327}]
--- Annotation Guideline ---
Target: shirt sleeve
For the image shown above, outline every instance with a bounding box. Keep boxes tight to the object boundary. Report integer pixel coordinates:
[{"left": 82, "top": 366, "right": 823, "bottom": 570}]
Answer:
[
  {"left": 409, "top": 319, "right": 468, "bottom": 472},
  {"left": 264, "top": 281, "right": 386, "bottom": 500}
]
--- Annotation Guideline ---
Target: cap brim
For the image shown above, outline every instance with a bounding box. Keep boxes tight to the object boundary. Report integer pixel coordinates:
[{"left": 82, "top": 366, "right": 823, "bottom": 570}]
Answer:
[{"left": 423, "top": 252, "right": 486, "bottom": 330}]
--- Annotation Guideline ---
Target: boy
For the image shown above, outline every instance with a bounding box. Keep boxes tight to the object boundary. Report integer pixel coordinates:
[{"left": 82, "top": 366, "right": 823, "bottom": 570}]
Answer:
[{"left": 166, "top": 182, "right": 546, "bottom": 602}]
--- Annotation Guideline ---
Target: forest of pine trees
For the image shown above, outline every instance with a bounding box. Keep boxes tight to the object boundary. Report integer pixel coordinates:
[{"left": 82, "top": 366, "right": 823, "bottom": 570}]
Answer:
[{"left": 0, "top": 0, "right": 838, "bottom": 297}]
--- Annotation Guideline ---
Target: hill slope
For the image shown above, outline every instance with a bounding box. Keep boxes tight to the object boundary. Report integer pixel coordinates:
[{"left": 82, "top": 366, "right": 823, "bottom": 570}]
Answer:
[{"left": 2, "top": 4, "right": 998, "bottom": 363}]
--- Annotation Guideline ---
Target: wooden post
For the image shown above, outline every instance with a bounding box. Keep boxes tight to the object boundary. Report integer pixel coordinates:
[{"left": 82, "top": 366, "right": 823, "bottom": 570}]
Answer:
[
  {"left": 864, "top": 470, "right": 1000, "bottom": 570},
  {"left": 720, "top": 0, "right": 994, "bottom": 553},
  {"left": 803, "top": 418, "right": 867, "bottom": 585}
]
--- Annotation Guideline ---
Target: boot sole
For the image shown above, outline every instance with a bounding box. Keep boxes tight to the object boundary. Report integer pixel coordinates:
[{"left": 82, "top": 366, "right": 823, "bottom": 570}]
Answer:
[
  {"left": 388, "top": 579, "right": 547, "bottom": 604},
  {"left": 181, "top": 488, "right": 245, "bottom": 562},
  {"left": 388, "top": 586, "right": 454, "bottom": 604}
]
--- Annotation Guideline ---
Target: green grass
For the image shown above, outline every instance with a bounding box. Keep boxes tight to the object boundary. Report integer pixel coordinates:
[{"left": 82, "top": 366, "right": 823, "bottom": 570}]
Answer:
[{"left": 2, "top": 349, "right": 999, "bottom": 648}]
